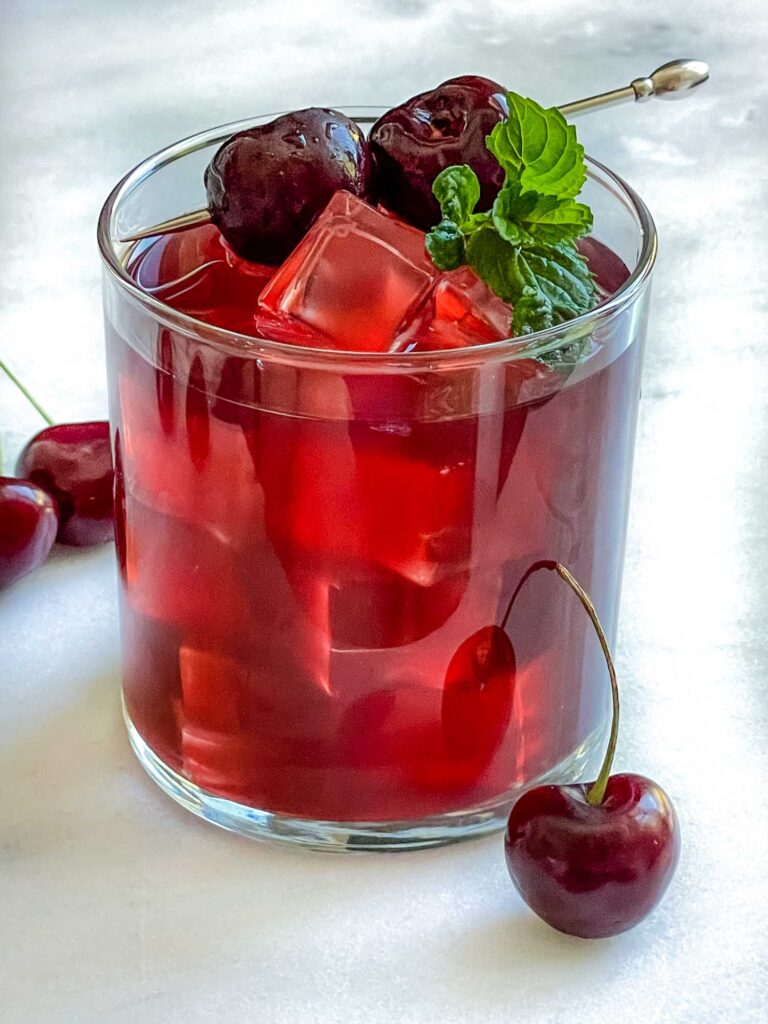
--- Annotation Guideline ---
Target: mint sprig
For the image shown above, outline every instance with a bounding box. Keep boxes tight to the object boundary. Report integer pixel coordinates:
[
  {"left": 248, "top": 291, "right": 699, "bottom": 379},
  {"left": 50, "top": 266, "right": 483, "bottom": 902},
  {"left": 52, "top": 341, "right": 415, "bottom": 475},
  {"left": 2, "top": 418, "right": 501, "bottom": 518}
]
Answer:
[
  {"left": 486, "top": 94, "right": 586, "bottom": 198},
  {"left": 426, "top": 92, "right": 598, "bottom": 336}
]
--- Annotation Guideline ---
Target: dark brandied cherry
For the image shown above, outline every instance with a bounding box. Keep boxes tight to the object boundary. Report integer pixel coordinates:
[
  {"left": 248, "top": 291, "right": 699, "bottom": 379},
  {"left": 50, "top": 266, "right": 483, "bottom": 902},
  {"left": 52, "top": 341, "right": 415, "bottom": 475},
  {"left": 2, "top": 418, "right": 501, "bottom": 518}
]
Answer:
[
  {"left": 502, "top": 562, "right": 680, "bottom": 938},
  {"left": 370, "top": 76, "right": 508, "bottom": 230},
  {"left": 17, "top": 421, "right": 114, "bottom": 547},
  {"left": 205, "top": 107, "right": 375, "bottom": 264},
  {"left": 0, "top": 477, "right": 58, "bottom": 588}
]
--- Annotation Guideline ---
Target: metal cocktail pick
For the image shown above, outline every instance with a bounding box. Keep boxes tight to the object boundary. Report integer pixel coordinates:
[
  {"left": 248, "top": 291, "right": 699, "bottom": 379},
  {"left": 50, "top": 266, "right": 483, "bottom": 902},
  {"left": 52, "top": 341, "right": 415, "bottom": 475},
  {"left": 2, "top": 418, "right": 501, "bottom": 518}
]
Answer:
[
  {"left": 119, "top": 58, "right": 709, "bottom": 244},
  {"left": 557, "top": 58, "right": 709, "bottom": 116}
]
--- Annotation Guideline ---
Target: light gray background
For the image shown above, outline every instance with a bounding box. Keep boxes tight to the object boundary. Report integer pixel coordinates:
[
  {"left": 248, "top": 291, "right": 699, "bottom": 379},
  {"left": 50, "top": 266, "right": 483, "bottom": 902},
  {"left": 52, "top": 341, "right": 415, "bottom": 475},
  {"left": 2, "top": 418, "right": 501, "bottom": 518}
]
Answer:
[{"left": 1, "top": 1, "right": 767, "bottom": 1022}]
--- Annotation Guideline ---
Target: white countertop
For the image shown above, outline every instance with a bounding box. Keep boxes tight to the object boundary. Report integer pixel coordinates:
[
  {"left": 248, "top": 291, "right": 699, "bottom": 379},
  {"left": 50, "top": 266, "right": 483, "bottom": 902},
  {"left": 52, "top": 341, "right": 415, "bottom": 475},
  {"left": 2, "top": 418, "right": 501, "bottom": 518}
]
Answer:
[{"left": 2, "top": 1, "right": 767, "bottom": 1021}]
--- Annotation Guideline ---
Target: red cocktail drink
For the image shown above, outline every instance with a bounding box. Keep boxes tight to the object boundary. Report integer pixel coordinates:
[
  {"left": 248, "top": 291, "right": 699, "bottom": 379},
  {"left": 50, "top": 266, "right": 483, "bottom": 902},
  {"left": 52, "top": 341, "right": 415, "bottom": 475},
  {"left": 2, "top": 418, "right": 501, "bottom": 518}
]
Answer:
[{"left": 100, "top": 110, "right": 654, "bottom": 849}]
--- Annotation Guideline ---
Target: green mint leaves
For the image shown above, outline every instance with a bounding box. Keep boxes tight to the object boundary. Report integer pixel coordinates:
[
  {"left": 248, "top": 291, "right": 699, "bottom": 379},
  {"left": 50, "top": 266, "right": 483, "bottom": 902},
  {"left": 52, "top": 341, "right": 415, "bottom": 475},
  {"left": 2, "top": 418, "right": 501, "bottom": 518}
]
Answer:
[
  {"left": 425, "top": 166, "right": 483, "bottom": 270},
  {"left": 486, "top": 94, "right": 586, "bottom": 198},
  {"left": 426, "top": 92, "right": 597, "bottom": 335},
  {"left": 432, "top": 164, "right": 481, "bottom": 225},
  {"left": 491, "top": 184, "right": 593, "bottom": 246}
]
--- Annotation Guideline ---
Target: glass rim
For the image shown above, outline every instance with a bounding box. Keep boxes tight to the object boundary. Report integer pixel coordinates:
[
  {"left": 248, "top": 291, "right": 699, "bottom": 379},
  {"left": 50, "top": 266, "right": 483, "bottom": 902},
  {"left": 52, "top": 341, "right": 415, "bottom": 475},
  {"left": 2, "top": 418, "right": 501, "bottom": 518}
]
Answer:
[{"left": 97, "top": 107, "right": 658, "bottom": 369}]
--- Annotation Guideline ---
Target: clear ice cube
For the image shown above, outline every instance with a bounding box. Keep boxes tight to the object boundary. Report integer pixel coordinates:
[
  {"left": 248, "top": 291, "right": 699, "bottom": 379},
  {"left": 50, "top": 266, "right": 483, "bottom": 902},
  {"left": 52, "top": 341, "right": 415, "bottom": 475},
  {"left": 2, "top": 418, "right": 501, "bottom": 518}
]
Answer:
[
  {"left": 408, "top": 266, "right": 512, "bottom": 351},
  {"left": 258, "top": 191, "right": 438, "bottom": 352}
]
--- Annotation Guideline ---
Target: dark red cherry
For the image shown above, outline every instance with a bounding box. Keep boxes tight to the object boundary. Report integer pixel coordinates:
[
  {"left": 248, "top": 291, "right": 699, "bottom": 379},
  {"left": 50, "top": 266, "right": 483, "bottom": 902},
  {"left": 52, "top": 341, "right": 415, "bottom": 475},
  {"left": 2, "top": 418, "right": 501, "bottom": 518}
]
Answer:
[
  {"left": 370, "top": 76, "right": 508, "bottom": 230},
  {"left": 505, "top": 773, "right": 680, "bottom": 938},
  {"left": 502, "top": 562, "right": 680, "bottom": 938},
  {"left": 205, "top": 108, "right": 375, "bottom": 264},
  {"left": 0, "top": 476, "right": 58, "bottom": 587},
  {"left": 17, "top": 421, "right": 114, "bottom": 547}
]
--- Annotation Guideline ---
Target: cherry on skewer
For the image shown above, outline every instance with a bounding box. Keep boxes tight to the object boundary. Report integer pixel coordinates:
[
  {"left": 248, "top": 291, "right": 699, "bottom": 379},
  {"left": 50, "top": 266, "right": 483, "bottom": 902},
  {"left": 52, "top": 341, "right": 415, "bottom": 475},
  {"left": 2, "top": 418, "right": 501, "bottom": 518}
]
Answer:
[
  {"left": 119, "top": 61, "right": 708, "bottom": 252},
  {"left": 370, "top": 75, "right": 508, "bottom": 230},
  {"left": 123, "top": 108, "right": 375, "bottom": 264},
  {"left": 503, "top": 561, "right": 680, "bottom": 938}
]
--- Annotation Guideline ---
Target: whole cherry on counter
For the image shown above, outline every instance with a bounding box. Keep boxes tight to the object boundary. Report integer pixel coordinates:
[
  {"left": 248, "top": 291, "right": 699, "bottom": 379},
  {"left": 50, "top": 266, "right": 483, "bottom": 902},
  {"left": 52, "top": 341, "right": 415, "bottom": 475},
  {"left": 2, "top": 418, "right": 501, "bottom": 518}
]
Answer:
[
  {"left": 205, "top": 107, "right": 375, "bottom": 264},
  {"left": 504, "top": 562, "right": 680, "bottom": 938},
  {"left": 17, "top": 421, "right": 114, "bottom": 547},
  {"left": 0, "top": 477, "right": 59, "bottom": 588},
  {"left": 370, "top": 76, "right": 508, "bottom": 230}
]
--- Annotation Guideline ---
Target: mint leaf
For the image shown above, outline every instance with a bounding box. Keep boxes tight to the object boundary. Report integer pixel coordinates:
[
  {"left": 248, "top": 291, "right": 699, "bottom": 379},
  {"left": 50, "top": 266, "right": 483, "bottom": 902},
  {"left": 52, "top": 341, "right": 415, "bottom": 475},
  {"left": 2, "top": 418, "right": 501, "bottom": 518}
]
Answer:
[
  {"left": 537, "top": 331, "right": 595, "bottom": 367},
  {"left": 493, "top": 184, "right": 592, "bottom": 245},
  {"left": 525, "top": 242, "right": 595, "bottom": 317},
  {"left": 523, "top": 196, "right": 592, "bottom": 243},
  {"left": 427, "top": 166, "right": 484, "bottom": 268},
  {"left": 466, "top": 229, "right": 595, "bottom": 335},
  {"left": 465, "top": 227, "right": 525, "bottom": 304},
  {"left": 431, "top": 165, "right": 481, "bottom": 225},
  {"left": 491, "top": 186, "right": 537, "bottom": 246},
  {"left": 512, "top": 243, "right": 595, "bottom": 334},
  {"left": 513, "top": 287, "right": 555, "bottom": 335},
  {"left": 486, "top": 94, "right": 586, "bottom": 199},
  {"left": 425, "top": 219, "right": 465, "bottom": 271},
  {"left": 425, "top": 90, "right": 598, "bottom": 336}
]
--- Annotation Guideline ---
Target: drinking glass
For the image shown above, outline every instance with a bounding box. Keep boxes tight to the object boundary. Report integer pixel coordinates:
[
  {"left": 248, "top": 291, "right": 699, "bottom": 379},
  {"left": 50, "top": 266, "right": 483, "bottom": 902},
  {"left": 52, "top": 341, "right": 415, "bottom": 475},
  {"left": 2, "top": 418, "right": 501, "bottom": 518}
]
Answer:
[{"left": 99, "top": 109, "right": 656, "bottom": 851}]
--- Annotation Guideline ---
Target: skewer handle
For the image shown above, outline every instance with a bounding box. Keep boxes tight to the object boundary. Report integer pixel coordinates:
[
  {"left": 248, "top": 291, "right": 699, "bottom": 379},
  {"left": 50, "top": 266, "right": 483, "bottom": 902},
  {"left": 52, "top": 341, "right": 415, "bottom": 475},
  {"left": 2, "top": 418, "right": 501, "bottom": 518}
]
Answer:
[{"left": 557, "top": 59, "right": 709, "bottom": 117}]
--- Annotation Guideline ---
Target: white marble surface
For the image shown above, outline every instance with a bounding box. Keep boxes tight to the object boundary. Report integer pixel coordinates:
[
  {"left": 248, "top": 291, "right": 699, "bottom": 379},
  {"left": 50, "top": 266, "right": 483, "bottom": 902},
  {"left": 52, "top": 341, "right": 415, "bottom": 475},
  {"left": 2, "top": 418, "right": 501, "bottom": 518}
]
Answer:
[{"left": 2, "top": 1, "right": 768, "bottom": 1021}]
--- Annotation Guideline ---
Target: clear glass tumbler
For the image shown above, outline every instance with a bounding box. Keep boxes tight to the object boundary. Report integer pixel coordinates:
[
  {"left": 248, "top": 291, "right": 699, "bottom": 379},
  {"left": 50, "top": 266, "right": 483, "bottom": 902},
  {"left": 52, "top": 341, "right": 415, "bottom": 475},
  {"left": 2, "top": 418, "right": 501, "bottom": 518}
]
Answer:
[{"left": 99, "top": 109, "right": 656, "bottom": 851}]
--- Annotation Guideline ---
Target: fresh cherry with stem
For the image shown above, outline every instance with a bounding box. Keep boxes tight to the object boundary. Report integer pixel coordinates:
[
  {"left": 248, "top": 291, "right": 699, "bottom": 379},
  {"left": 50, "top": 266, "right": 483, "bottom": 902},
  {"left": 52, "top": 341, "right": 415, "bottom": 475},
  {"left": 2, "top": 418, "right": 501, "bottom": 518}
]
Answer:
[
  {"left": 1, "top": 359, "right": 114, "bottom": 548},
  {"left": 503, "top": 560, "right": 680, "bottom": 939}
]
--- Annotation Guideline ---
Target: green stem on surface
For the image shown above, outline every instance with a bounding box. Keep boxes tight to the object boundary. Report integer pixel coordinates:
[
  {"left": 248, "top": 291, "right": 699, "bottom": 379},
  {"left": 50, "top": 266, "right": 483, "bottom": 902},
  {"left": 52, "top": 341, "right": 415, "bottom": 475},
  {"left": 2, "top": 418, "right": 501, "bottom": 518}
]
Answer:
[
  {"left": 0, "top": 359, "right": 54, "bottom": 426},
  {"left": 499, "top": 559, "right": 620, "bottom": 806}
]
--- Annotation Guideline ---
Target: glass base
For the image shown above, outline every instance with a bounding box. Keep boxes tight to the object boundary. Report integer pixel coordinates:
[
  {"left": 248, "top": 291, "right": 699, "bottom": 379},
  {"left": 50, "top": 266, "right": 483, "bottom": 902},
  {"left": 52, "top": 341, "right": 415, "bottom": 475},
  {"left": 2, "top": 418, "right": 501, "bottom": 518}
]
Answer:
[{"left": 124, "top": 704, "right": 606, "bottom": 852}]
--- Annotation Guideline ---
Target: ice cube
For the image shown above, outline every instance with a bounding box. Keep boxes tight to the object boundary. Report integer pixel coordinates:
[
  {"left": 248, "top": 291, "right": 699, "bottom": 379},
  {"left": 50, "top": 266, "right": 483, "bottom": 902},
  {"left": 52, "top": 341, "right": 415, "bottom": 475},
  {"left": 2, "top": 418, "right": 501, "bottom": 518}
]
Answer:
[
  {"left": 258, "top": 191, "right": 438, "bottom": 352},
  {"left": 251, "top": 306, "right": 330, "bottom": 348},
  {"left": 258, "top": 415, "right": 473, "bottom": 585},
  {"left": 329, "top": 570, "right": 467, "bottom": 649},
  {"left": 122, "top": 499, "right": 254, "bottom": 646},
  {"left": 408, "top": 266, "right": 512, "bottom": 351},
  {"left": 119, "top": 371, "right": 263, "bottom": 544}
]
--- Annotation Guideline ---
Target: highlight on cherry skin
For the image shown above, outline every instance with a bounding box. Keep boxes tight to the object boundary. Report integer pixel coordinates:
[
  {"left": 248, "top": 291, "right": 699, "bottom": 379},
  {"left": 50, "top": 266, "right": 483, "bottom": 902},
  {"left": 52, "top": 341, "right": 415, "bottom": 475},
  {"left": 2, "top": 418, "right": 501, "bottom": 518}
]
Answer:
[{"left": 502, "top": 562, "right": 681, "bottom": 939}]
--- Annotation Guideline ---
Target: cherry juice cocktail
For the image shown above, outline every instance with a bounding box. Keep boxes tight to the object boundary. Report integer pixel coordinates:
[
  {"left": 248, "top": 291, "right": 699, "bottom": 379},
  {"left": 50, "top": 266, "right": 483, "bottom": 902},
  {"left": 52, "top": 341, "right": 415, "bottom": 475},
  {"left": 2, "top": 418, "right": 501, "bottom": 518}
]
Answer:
[{"left": 101, "top": 105, "right": 654, "bottom": 848}]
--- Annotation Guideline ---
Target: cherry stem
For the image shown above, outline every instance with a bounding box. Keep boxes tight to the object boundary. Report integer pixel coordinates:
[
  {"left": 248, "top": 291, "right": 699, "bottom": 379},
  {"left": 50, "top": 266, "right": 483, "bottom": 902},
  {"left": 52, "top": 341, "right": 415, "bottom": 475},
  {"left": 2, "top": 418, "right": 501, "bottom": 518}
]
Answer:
[
  {"left": 0, "top": 359, "right": 54, "bottom": 427},
  {"left": 499, "top": 559, "right": 620, "bottom": 806},
  {"left": 549, "top": 563, "right": 619, "bottom": 805}
]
